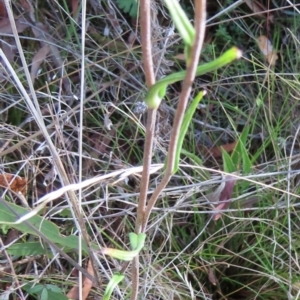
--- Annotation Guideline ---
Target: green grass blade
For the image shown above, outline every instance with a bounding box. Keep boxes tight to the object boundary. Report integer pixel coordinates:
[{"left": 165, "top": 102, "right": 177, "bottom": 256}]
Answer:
[
  {"left": 231, "top": 125, "right": 251, "bottom": 174},
  {"left": 222, "top": 149, "right": 235, "bottom": 173}
]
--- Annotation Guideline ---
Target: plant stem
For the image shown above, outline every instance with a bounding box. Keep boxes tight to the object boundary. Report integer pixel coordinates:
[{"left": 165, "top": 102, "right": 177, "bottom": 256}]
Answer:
[
  {"left": 131, "top": 0, "right": 157, "bottom": 298},
  {"left": 142, "top": 0, "right": 207, "bottom": 230}
]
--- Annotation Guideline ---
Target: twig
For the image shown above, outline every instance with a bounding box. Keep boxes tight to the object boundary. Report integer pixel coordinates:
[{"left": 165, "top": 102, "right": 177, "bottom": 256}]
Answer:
[{"left": 142, "top": 0, "right": 207, "bottom": 230}]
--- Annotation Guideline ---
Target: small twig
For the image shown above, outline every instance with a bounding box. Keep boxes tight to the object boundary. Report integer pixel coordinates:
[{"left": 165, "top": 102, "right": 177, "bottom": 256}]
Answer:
[
  {"left": 131, "top": 0, "right": 157, "bottom": 299},
  {"left": 142, "top": 0, "right": 207, "bottom": 230}
]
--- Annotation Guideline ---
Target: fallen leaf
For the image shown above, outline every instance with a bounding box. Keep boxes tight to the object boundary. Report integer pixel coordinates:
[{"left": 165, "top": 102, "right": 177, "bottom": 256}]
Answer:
[
  {"left": 30, "top": 44, "right": 50, "bottom": 84},
  {"left": 244, "top": 0, "right": 274, "bottom": 22},
  {"left": 208, "top": 268, "right": 217, "bottom": 285},
  {"left": 173, "top": 53, "right": 186, "bottom": 61},
  {"left": 70, "top": 0, "right": 79, "bottom": 17},
  {"left": 19, "top": 0, "right": 35, "bottom": 21},
  {"left": 0, "top": 16, "right": 29, "bottom": 81},
  {"left": 0, "top": 17, "right": 29, "bottom": 34},
  {"left": 31, "top": 23, "right": 73, "bottom": 99},
  {"left": 208, "top": 141, "right": 237, "bottom": 158},
  {"left": 67, "top": 260, "right": 94, "bottom": 300},
  {"left": 257, "top": 35, "right": 278, "bottom": 66},
  {"left": 0, "top": 173, "right": 27, "bottom": 195}
]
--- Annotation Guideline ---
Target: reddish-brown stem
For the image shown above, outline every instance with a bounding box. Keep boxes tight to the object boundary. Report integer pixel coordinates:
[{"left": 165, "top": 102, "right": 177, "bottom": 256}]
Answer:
[
  {"left": 135, "top": 0, "right": 157, "bottom": 234},
  {"left": 131, "top": 0, "right": 157, "bottom": 299},
  {"left": 142, "top": 0, "right": 207, "bottom": 230}
]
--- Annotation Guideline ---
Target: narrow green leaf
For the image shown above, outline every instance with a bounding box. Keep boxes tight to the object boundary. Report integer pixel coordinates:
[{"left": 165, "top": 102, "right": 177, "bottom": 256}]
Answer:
[
  {"left": 222, "top": 149, "right": 236, "bottom": 173},
  {"left": 239, "top": 126, "right": 252, "bottom": 174},
  {"left": 172, "top": 91, "right": 206, "bottom": 173},
  {"left": 163, "top": 0, "right": 195, "bottom": 46},
  {"left": 103, "top": 273, "right": 125, "bottom": 300}
]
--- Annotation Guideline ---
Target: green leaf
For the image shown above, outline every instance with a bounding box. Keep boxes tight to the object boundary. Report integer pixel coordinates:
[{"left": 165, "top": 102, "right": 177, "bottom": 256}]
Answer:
[
  {"left": 103, "top": 273, "right": 125, "bottom": 300},
  {"left": 23, "top": 283, "right": 68, "bottom": 300},
  {"left": 222, "top": 150, "right": 235, "bottom": 173},
  {"left": 231, "top": 126, "right": 251, "bottom": 173},
  {"left": 129, "top": 232, "right": 138, "bottom": 250},
  {"left": 163, "top": 0, "right": 195, "bottom": 47},
  {"left": 116, "top": 0, "right": 138, "bottom": 18},
  {"left": 6, "top": 242, "right": 49, "bottom": 256},
  {"left": 41, "top": 288, "right": 48, "bottom": 300},
  {"left": 0, "top": 201, "right": 90, "bottom": 253},
  {"left": 101, "top": 247, "right": 140, "bottom": 261},
  {"left": 172, "top": 91, "right": 206, "bottom": 173}
]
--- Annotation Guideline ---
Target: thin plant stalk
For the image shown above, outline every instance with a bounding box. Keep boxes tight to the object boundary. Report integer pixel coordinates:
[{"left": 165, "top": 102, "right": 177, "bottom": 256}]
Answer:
[
  {"left": 131, "top": 0, "right": 157, "bottom": 299},
  {"left": 135, "top": 0, "right": 156, "bottom": 234},
  {"left": 142, "top": 0, "right": 207, "bottom": 230}
]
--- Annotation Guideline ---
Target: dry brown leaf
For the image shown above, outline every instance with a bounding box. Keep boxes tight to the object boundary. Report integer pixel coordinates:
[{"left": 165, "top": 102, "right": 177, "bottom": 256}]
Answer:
[
  {"left": 30, "top": 44, "right": 50, "bottom": 84},
  {"left": 244, "top": 0, "right": 274, "bottom": 22},
  {"left": 257, "top": 35, "right": 278, "bottom": 66},
  {"left": 0, "top": 173, "right": 27, "bottom": 195},
  {"left": 0, "top": 17, "right": 29, "bottom": 34},
  {"left": 0, "top": 16, "right": 29, "bottom": 81},
  {"left": 173, "top": 53, "right": 186, "bottom": 61},
  {"left": 67, "top": 260, "right": 94, "bottom": 300},
  {"left": 70, "top": 0, "right": 79, "bottom": 17},
  {"left": 31, "top": 23, "right": 73, "bottom": 98},
  {"left": 208, "top": 268, "right": 218, "bottom": 285},
  {"left": 208, "top": 141, "right": 237, "bottom": 158}
]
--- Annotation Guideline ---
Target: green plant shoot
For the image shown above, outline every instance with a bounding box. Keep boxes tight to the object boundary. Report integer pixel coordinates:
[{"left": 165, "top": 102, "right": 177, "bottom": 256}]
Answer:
[
  {"left": 144, "top": 47, "right": 242, "bottom": 109},
  {"left": 101, "top": 233, "right": 146, "bottom": 261}
]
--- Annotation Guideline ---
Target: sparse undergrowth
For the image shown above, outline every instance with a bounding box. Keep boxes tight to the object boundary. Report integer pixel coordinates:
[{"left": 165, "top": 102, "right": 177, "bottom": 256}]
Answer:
[{"left": 0, "top": 0, "right": 300, "bottom": 300}]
